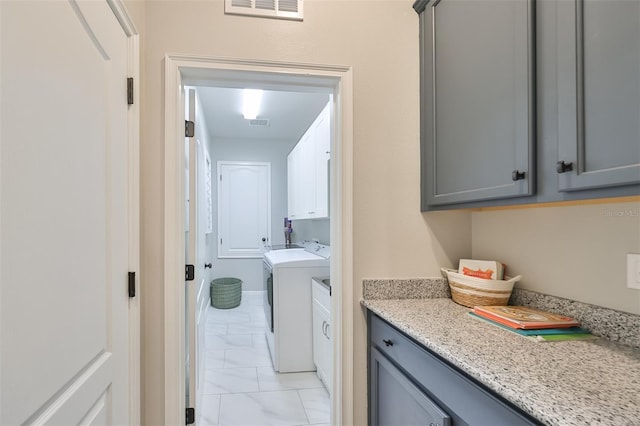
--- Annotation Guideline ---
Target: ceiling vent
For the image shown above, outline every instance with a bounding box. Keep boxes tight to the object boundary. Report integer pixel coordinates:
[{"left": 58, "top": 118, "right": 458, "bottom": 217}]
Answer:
[
  {"left": 225, "top": 0, "right": 303, "bottom": 21},
  {"left": 249, "top": 119, "right": 270, "bottom": 126}
]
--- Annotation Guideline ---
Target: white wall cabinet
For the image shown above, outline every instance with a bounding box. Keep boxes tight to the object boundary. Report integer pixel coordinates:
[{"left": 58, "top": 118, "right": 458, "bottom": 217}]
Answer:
[
  {"left": 312, "top": 278, "right": 332, "bottom": 394},
  {"left": 287, "top": 102, "right": 331, "bottom": 220}
]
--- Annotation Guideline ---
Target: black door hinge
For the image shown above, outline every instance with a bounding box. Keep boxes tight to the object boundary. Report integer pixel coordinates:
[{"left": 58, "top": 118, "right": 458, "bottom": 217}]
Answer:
[
  {"left": 128, "top": 271, "right": 136, "bottom": 298},
  {"left": 185, "top": 407, "right": 195, "bottom": 425},
  {"left": 185, "top": 264, "right": 195, "bottom": 281},
  {"left": 185, "top": 120, "right": 195, "bottom": 138},
  {"left": 127, "top": 77, "right": 134, "bottom": 105}
]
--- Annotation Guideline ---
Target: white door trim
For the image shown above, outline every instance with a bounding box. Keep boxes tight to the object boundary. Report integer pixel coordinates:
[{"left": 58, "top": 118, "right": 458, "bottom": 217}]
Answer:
[
  {"left": 109, "top": 1, "right": 141, "bottom": 424},
  {"left": 163, "top": 55, "right": 354, "bottom": 425}
]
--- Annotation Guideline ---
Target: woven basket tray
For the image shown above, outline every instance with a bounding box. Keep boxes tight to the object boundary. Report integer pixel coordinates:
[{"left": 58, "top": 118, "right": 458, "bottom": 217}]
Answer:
[
  {"left": 441, "top": 268, "right": 521, "bottom": 308},
  {"left": 210, "top": 277, "right": 242, "bottom": 309}
]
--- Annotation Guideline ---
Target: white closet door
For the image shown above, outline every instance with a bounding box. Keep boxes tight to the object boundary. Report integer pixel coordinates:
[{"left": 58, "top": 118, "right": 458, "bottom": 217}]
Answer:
[
  {"left": 218, "top": 162, "right": 271, "bottom": 258},
  {"left": 1, "top": 1, "right": 131, "bottom": 425}
]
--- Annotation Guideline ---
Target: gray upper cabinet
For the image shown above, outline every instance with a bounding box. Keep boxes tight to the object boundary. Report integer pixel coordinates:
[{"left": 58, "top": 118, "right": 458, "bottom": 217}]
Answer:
[
  {"left": 557, "top": 0, "right": 640, "bottom": 191},
  {"left": 416, "top": 0, "right": 536, "bottom": 208},
  {"left": 415, "top": 0, "right": 640, "bottom": 210}
]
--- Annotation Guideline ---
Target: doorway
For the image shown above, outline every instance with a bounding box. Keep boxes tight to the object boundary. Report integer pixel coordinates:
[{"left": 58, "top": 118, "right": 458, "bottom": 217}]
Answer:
[{"left": 163, "top": 56, "right": 354, "bottom": 425}]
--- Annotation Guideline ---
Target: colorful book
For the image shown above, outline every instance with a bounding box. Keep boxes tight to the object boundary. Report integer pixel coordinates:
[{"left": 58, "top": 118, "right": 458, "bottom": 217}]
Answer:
[
  {"left": 472, "top": 305, "right": 580, "bottom": 329},
  {"left": 468, "top": 312, "right": 588, "bottom": 335},
  {"left": 468, "top": 312, "right": 596, "bottom": 342}
]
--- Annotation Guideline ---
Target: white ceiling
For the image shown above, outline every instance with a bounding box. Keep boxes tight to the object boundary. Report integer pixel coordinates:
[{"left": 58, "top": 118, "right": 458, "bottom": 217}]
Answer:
[{"left": 196, "top": 87, "right": 330, "bottom": 146}]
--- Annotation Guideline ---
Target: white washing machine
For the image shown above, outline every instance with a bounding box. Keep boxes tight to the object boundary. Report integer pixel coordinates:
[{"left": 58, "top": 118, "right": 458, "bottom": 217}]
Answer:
[{"left": 263, "top": 242, "right": 330, "bottom": 372}]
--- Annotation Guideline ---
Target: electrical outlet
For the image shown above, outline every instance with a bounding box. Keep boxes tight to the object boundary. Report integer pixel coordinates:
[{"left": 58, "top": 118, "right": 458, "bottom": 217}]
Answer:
[{"left": 627, "top": 254, "right": 640, "bottom": 290}]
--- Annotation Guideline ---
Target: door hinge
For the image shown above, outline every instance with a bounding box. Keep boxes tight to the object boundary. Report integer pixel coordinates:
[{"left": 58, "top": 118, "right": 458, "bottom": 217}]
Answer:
[
  {"left": 127, "top": 77, "right": 134, "bottom": 105},
  {"left": 128, "top": 271, "right": 136, "bottom": 298},
  {"left": 185, "top": 120, "right": 195, "bottom": 138},
  {"left": 185, "top": 407, "right": 195, "bottom": 425},
  {"left": 185, "top": 264, "right": 195, "bottom": 281}
]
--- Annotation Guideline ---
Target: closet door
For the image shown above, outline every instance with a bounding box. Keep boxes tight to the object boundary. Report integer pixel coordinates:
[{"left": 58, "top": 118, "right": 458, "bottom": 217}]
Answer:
[{"left": 218, "top": 161, "right": 271, "bottom": 258}]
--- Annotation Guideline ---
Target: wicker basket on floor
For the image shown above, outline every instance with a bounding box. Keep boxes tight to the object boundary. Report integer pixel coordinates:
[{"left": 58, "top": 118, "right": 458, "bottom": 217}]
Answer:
[
  {"left": 441, "top": 268, "right": 521, "bottom": 308},
  {"left": 210, "top": 277, "right": 242, "bottom": 309}
]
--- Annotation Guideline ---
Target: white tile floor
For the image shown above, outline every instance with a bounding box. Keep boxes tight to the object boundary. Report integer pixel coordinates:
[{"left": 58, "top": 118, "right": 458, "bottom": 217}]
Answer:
[{"left": 199, "top": 291, "right": 330, "bottom": 426}]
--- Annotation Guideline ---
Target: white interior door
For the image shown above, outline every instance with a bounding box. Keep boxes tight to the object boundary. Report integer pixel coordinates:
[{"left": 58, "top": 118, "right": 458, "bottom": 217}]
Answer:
[
  {"left": 194, "top": 139, "right": 210, "bottom": 416},
  {"left": 218, "top": 162, "right": 271, "bottom": 258},
  {"left": 185, "top": 89, "right": 210, "bottom": 420},
  {"left": 1, "top": 1, "right": 132, "bottom": 424}
]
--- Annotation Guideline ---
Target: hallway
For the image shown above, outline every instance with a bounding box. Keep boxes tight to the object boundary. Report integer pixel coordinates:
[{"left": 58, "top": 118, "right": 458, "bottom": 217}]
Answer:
[{"left": 198, "top": 292, "right": 330, "bottom": 426}]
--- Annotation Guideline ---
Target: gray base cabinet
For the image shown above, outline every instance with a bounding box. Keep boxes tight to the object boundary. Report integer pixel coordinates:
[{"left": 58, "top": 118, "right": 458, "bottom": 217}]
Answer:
[
  {"left": 368, "top": 312, "right": 539, "bottom": 426},
  {"left": 414, "top": 0, "right": 640, "bottom": 211},
  {"left": 370, "top": 347, "right": 451, "bottom": 426}
]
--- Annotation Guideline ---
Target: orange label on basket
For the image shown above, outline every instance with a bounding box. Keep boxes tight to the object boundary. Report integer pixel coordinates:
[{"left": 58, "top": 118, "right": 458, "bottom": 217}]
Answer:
[{"left": 462, "top": 267, "right": 494, "bottom": 279}]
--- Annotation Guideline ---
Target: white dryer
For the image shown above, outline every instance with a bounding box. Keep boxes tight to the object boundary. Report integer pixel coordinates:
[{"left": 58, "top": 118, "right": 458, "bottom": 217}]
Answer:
[{"left": 263, "top": 242, "right": 330, "bottom": 372}]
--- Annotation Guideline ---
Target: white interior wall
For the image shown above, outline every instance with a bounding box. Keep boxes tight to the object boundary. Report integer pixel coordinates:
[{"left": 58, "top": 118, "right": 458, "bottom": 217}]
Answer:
[{"left": 291, "top": 218, "right": 330, "bottom": 245}]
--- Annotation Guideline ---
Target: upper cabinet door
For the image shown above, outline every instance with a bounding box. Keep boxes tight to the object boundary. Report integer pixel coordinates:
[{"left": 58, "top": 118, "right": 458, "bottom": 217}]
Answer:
[
  {"left": 417, "top": 0, "right": 535, "bottom": 209},
  {"left": 287, "top": 102, "right": 331, "bottom": 220},
  {"left": 557, "top": 0, "right": 640, "bottom": 191}
]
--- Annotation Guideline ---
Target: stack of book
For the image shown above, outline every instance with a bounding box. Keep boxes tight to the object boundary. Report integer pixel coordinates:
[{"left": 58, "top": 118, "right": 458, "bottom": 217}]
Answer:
[{"left": 470, "top": 305, "right": 595, "bottom": 342}]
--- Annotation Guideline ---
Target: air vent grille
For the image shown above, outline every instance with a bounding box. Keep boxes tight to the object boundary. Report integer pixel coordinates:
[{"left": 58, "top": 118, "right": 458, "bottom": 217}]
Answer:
[
  {"left": 255, "top": 0, "right": 275, "bottom": 10},
  {"left": 225, "top": 0, "right": 303, "bottom": 21},
  {"left": 230, "top": 0, "right": 252, "bottom": 7},
  {"left": 250, "top": 119, "right": 270, "bottom": 126},
  {"left": 278, "top": 0, "right": 298, "bottom": 12}
]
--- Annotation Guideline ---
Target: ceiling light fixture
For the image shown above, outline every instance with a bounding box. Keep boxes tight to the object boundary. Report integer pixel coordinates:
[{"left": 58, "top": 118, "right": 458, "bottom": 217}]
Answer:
[{"left": 242, "top": 89, "right": 263, "bottom": 120}]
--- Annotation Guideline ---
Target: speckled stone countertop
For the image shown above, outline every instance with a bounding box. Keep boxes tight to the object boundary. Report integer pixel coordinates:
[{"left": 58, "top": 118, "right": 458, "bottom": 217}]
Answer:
[{"left": 362, "top": 297, "right": 640, "bottom": 426}]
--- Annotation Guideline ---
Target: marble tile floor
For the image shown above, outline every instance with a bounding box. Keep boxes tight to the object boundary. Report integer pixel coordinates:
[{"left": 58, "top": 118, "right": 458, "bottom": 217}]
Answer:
[{"left": 199, "top": 291, "right": 330, "bottom": 426}]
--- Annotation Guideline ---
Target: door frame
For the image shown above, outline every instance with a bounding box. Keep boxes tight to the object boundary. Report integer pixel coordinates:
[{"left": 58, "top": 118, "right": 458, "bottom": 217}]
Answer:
[
  {"left": 113, "top": 2, "right": 142, "bottom": 423},
  {"left": 163, "top": 55, "right": 354, "bottom": 425}
]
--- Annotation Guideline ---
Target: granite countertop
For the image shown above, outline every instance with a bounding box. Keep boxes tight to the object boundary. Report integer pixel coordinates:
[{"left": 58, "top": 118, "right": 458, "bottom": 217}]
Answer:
[{"left": 362, "top": 297, "right": 640, "bottom": 426}]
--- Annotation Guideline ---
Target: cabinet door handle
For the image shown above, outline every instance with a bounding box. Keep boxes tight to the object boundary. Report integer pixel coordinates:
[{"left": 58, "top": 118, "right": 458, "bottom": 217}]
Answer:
[
  {"left": 325, "top": 323, "right": 330, "bottom": 339},
  {"left": 321, "top": 321, "right": 327, "bottom": 337},
  {"left": 382, "top": 339, "right": 393, "bottom": 347},
  {"left": 556, "top": 160, "right": 573, "bottom": 173},
  {"left": 308, "top": 211, "right": 316, "bottom": 215},
  {"left": 511, "top": 170, "right": 526, "bottom": 181}
]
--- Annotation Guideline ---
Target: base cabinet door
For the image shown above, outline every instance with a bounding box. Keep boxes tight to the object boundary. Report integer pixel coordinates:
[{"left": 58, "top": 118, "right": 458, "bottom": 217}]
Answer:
[
  {"left": 370, "top": 347, "right": 451, "bottom": 426},
  {"left": 312, "top": 296, "right": 331, "bottom": 392}
]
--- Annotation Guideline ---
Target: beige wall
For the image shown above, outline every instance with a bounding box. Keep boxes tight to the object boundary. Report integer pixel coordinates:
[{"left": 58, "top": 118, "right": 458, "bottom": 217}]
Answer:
[
  {"left": 472, "top": 200, "right": 640, "bottom": 315},
  {"left": 125, "top": 1, "right": 640, "bottom": 424},
  {"left": 130, "top": 1, "right": 472, "bottom": 424}
]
